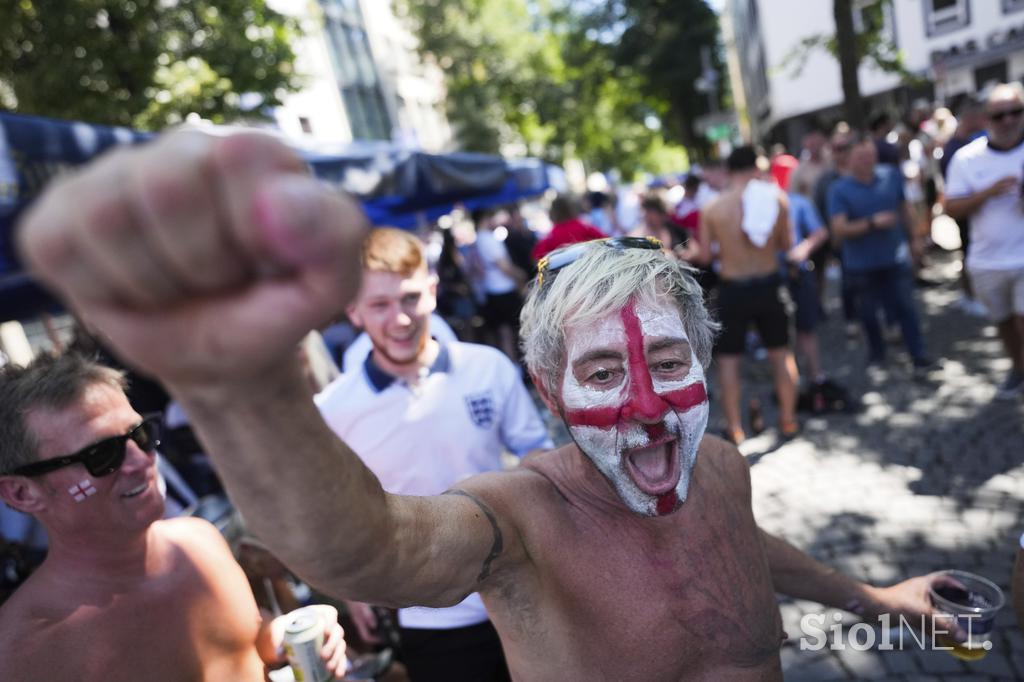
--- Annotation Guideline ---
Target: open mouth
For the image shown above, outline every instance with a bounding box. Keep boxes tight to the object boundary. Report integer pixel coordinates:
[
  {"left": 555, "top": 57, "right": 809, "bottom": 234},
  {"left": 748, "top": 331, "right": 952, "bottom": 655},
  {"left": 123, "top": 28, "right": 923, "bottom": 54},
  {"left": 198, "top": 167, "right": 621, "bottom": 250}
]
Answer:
[
  {"left": 121, "top": 482, "right": 149, "bottom": 499},
  {"left": 624, "top": 438, "right": 680, "bottom": 496}
]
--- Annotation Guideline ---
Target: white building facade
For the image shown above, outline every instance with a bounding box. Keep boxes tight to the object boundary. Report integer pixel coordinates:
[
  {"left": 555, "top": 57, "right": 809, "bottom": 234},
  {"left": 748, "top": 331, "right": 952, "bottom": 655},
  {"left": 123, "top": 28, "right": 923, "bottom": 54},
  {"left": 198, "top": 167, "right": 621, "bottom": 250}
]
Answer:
[
  {"left": 726, "top": 0, "right": 1024, "bottom": 146},
  {"left": 269, "top": 0, "right": 452, "bottom": 151}
]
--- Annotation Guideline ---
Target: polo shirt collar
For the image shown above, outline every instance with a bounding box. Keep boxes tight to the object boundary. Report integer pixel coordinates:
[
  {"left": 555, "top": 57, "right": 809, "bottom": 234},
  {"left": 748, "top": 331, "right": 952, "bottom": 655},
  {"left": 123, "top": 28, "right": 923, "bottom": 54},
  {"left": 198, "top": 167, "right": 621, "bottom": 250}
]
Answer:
[{"left": 363, "top": 343, "right": 451, "bottom": 392}]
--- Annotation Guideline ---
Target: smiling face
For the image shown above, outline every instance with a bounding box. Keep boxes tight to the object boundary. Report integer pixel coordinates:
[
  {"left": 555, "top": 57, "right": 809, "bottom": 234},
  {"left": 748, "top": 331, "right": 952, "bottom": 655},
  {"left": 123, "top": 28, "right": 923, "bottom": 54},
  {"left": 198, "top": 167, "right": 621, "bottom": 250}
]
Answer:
[
  {"left": 348, "top": 269, "right": 437, "bottom": 371},
  {"left": 557, "top": 295, "right": 709, "bottom": 516},
  {"left": 986, "top": 87, "right": 1024, "bottom": 148},
  {"left": 21, "top": 383, "right": 164, "bottom": 536}
]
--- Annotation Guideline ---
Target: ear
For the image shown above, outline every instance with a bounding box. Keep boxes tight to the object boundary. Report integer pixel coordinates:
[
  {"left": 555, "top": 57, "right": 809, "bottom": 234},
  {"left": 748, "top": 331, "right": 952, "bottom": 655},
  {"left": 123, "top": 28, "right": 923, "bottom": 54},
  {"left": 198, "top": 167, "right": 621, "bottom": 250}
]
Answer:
[
  {"left": 346, "top": 302, "right": 364, "bottom": 330},
  {"left": 531, "top": 374, "right": 560, "bottom": 415},
  {"left": 426, "top": 274, "right": 439, "bottom": 311},
  {"left": 0, "top": 476, "right": 49, "bottom": 515}
]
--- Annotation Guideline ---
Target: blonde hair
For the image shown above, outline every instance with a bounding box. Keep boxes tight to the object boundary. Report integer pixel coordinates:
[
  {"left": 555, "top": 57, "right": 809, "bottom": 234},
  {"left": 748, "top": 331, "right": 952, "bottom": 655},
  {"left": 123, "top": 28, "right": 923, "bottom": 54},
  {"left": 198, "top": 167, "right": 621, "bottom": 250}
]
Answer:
[
  {"left": 520, "top": 246, "right": 718, "bottom": 396},
  {"left": 362, "top": 227, "right": 426, "bottom": 276}
]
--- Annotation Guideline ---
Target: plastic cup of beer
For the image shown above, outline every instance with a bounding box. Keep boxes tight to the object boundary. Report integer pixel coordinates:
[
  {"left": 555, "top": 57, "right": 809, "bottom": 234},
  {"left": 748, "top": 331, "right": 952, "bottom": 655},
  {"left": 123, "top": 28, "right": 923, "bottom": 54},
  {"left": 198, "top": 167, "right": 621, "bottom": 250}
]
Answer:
[{"left": 928, "top": 569, "right": 1005, "bottom": 661}]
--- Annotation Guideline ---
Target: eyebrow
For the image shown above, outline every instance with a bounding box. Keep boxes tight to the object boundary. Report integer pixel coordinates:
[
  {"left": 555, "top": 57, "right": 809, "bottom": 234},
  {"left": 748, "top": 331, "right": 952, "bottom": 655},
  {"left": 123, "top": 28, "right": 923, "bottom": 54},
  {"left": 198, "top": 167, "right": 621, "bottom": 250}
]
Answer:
[
  {"left": 572, "top": 349, "right": 625, "bottom": 366},
  {"left": 646, "top": 338, "right": 692, "bottom": 354}
]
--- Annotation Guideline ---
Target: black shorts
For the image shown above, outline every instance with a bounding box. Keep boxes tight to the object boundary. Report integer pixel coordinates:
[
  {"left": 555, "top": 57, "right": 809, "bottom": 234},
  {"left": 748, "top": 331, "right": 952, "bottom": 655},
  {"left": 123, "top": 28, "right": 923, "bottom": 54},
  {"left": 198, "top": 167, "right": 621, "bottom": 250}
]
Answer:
[
  {"left": 715, "top": 274, "right": 790, "bottom": 354},
  {"left": 483, "top": 291, "right": 523, "bottom": 330}
]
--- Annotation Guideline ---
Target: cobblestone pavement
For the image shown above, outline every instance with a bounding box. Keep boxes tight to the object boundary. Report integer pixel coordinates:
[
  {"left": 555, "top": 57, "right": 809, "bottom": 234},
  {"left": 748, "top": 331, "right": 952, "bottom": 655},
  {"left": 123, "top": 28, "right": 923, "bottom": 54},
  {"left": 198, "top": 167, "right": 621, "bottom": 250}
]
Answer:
[{"left": 722, "top": 250, "right": 1024, "bottom": 681}]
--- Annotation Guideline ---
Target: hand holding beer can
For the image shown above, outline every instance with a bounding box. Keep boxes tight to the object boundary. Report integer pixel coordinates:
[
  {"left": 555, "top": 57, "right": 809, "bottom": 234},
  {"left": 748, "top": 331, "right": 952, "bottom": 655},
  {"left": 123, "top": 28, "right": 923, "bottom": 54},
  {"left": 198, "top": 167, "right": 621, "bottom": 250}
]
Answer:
[{"left": 283, "top": 607, "right": 332, "bottom": 682}]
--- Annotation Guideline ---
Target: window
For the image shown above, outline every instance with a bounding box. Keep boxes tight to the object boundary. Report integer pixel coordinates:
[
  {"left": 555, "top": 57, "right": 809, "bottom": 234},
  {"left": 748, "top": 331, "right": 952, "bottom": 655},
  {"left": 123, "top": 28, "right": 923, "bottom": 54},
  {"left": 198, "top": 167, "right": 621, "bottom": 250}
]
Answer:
[
  {"left": 974, "top": 61, "right": 1009, "bottom": 91},
  {"left": 924, "top": 0, "right": 970, "bottom": 37},
  {"left": 318, "top": 0, "right": 392, "bottom": 140}
]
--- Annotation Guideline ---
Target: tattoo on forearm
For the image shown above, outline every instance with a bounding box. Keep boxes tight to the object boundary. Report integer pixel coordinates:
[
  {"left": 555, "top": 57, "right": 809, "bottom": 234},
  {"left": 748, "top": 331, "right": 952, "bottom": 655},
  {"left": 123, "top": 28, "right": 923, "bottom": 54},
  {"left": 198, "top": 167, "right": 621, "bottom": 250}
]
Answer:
[{"left": 445, "top": 489, "right": 503, "bottom": 581}]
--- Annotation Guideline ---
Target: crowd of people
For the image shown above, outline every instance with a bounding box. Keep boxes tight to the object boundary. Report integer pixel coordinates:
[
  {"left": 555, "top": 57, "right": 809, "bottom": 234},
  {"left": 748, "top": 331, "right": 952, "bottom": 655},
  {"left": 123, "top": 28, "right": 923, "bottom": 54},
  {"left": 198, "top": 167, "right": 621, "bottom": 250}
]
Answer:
[{"left": 0, "top": 82, "right": 1023, "bottom": 681}]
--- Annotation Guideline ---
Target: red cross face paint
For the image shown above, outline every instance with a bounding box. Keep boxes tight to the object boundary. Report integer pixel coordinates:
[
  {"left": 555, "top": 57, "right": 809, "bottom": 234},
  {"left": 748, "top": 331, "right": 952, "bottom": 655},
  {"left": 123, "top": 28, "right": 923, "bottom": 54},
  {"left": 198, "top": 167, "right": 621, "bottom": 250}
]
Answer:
[
  {"left": 560, "top": 297, "right": 709, "bottom": 516},
  {"left": 68, "top": 478, "right": 98, "bottom": 503}
]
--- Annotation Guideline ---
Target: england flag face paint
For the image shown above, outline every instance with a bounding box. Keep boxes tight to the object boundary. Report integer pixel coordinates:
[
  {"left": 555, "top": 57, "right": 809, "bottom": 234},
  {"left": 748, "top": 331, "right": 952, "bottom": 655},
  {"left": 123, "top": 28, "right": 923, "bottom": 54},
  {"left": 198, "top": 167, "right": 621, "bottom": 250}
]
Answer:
[
  {"left": 68, "top": 478, "right": 98, "bottom": 503},
  {"left": 560, "top": 297, "right": 709, "bottom": 516}
]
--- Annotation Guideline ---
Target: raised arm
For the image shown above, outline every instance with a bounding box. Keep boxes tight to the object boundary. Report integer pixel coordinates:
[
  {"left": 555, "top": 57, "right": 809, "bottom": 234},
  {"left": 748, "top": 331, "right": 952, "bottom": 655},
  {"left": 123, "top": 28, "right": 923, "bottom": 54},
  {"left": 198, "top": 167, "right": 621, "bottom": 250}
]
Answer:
[{"left": 16, "top": 129, "right": 526, "bottom": 608}]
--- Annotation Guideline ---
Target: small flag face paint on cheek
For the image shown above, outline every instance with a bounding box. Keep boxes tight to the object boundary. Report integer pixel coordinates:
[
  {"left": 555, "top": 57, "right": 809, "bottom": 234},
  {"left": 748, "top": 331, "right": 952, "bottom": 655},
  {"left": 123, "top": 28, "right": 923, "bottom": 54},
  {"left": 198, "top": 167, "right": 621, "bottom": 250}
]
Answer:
[{"left": 68, "top": 479, "right": 97, "bottom": 502}]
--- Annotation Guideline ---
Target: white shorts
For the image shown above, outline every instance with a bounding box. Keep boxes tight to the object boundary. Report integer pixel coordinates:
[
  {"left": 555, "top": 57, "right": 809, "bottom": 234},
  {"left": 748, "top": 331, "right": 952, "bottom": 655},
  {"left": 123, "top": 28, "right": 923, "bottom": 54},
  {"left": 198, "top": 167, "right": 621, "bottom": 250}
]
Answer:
[{"left": 970, "top": 266, "right": 1024, "bottom": 322}]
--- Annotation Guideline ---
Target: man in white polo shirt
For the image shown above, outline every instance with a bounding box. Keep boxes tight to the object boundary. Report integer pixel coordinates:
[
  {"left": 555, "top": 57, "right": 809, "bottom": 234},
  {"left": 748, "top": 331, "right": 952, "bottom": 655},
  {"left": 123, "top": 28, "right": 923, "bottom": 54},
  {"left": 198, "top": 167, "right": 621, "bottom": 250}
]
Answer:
[
  {"left": 946, "top": 83, "right": 1024, "bottom": 399},
  {"left": 316, "top": 228, "right": 551, "bottom": 682}
]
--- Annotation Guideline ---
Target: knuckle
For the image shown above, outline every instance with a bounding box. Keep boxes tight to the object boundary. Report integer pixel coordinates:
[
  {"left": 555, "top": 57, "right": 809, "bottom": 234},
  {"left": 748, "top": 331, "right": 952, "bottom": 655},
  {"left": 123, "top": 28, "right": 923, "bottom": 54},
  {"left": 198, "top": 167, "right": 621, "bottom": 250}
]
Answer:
[{"left": 80, "top": 194, "right": 133, "bottom": 240}]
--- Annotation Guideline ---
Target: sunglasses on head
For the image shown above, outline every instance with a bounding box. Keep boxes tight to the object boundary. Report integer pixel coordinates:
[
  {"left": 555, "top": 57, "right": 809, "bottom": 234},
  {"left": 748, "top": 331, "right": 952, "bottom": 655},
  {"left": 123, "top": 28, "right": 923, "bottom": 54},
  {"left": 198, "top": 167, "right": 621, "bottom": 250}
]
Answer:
[
  {"left": 989, "top": 108, "right": 1024, "bottom": 122},
  {"left": 9, "top": 415, "right": 161, "bottom": 478},
  {"left": 535, "top": 236, "right": 663, "bottom": 288}
]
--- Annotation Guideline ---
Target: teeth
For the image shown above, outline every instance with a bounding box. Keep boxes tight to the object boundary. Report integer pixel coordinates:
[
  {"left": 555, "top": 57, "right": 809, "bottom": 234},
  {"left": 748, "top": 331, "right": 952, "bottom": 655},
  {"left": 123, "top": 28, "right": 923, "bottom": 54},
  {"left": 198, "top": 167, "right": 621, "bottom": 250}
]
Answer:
[{"left": 122, "top": 483, "right": 147, "bottom": 498}]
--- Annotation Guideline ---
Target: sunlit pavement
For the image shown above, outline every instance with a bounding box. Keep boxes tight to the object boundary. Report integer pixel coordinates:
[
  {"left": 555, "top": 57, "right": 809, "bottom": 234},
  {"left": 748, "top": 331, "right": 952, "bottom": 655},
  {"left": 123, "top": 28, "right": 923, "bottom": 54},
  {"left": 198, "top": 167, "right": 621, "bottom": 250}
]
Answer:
[{"left": 730, "top": 245, "right": 1023, "bottom": 681}]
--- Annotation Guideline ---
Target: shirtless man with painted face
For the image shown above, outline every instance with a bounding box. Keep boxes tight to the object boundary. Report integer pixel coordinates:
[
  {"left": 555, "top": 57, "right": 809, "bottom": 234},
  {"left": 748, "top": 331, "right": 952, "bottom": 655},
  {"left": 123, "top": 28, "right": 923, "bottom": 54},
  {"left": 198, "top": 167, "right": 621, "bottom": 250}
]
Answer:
[{"left": 16, "top": 131, "right": 941, "bottom": 681}]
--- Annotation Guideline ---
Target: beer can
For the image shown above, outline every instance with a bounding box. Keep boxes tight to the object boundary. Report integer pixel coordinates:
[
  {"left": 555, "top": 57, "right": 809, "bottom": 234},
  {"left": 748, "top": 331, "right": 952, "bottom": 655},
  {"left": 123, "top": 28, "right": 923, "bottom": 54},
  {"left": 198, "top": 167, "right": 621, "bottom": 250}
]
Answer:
[{"left": 283, "top": 607, "right": 331, "bottom": 682}]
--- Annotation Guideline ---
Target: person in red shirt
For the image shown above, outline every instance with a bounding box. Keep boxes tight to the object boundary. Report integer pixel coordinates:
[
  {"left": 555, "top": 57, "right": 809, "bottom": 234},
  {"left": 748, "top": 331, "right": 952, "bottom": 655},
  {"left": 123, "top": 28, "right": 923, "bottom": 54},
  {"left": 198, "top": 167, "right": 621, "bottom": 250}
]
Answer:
[{"left": 532, "top": 194, "right": 606, "bottom": 261}]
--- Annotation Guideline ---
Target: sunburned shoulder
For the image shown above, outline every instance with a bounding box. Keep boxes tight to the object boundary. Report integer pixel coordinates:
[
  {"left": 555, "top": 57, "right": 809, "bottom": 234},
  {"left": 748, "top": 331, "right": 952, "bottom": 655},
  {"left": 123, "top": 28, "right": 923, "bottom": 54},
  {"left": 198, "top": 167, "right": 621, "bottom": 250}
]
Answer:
[
  {"left": 455, "top": 462, "right": 565, "bottom": 517},
  {"left": 697, "top": 433, "right": 752, "bottom": 497},
  {"left": 157, "top": 516, "right": 235, "bottom": 562}
]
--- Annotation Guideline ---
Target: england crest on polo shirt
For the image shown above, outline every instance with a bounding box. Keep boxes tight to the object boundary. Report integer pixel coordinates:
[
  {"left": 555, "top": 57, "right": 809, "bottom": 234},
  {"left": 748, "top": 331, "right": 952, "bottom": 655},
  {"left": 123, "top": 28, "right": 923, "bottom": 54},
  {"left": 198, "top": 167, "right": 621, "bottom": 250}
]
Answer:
[{"left": 464, "top": 391, "right": 496, "bottom": 429}]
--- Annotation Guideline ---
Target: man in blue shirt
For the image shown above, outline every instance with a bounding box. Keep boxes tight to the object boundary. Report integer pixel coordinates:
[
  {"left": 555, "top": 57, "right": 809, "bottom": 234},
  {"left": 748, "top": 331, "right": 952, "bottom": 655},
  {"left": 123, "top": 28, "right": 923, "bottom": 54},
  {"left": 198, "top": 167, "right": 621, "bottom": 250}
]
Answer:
[{"left": 828, "top": 134, "right": 936, "bottom": 374}]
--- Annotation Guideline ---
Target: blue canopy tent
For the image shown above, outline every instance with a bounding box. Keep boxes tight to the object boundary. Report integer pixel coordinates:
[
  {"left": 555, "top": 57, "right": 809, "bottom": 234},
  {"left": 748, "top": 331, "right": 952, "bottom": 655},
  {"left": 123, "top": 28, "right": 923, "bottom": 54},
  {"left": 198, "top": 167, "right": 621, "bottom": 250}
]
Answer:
[{"left": 0, "top": 112, "right": 552, "bottom": 321}]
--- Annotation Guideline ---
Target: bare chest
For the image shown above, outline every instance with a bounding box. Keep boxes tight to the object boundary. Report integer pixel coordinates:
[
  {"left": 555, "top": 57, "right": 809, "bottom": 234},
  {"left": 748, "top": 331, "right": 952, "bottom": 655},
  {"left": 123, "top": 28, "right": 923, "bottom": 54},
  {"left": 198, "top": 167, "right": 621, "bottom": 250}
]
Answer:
[
  {"left": 12, "top": 571, "right": 263, "bottom": 681},
  {"left": 491, "top": 500, "right": 784, "bottom": 679}
]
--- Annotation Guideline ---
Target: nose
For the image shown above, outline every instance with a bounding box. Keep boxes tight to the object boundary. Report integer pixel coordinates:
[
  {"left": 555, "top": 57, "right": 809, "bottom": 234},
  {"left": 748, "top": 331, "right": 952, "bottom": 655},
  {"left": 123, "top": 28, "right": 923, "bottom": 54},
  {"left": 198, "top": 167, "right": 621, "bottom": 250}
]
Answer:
[
  {"left": 621, "top": 371, "right": 669, "bottom": 423},
  {"left": 120, "top": 439, "right": 155, "bottom": 474}
]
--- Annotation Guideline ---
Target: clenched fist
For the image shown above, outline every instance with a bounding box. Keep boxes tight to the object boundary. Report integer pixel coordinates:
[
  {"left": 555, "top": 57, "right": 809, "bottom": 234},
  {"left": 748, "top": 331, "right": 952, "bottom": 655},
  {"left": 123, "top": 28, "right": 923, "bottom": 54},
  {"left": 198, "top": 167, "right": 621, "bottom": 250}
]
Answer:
[{"left": 16, "top": 130, "right": 367, "bottom": 388}]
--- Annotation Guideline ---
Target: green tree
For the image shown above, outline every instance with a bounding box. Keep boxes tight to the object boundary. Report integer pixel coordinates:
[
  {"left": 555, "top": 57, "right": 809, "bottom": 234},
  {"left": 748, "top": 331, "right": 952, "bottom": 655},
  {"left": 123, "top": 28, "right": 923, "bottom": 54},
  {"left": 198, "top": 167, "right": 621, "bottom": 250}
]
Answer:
[
  {"left": 0, "top": 0, "right": 300, "bottom": 129},
  {"left": 576, "top": 0, "right": 725, "bottom": 161},
  {"left": 399, "top": 0, "right": 689, "bottom": 179}
]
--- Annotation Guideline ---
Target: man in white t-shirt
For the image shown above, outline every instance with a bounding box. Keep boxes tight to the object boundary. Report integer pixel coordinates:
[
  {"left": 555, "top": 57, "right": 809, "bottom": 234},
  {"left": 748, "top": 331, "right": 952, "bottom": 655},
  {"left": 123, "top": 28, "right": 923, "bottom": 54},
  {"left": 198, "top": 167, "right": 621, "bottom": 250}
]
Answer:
[
  {"left": 316, "top": 228, "right": 552, "bottom": 682},
  {"left": 472, "top": 208, "right": 526, "bottom": 361},
  {"left": 945, "top": 83, "right": 1024, "bottom": 399}
]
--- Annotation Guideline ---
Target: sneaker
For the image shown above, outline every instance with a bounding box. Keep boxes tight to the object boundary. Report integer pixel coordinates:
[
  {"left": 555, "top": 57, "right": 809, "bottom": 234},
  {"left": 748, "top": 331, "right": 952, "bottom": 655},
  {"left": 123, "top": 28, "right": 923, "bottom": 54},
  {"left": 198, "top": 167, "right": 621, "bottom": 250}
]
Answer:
[
  {"left": 912, "top": 357, "right": 942, "bottom": 380},
  {"left": 720, "top": 427, "right": 746, "bottom": 446},
  {"left": 996, "top": 371, "right": 1024, "bottom": 400},
  {"left": 779, "top": 420, "right": 800, "bottom": 440}
]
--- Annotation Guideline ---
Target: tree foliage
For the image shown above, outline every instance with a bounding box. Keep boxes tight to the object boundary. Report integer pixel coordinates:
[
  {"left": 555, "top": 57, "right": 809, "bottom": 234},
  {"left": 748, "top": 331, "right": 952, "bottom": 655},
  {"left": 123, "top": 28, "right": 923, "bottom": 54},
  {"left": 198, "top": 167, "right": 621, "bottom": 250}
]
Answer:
[
  {"left": 576, "top": 0, "right": 724, "bottom": 159},
  {"left": 0, "top": 0, "right": 300, "bottom": 130},
  {"left": 398, "top": 0, "right": 704, "bottom": 178}
]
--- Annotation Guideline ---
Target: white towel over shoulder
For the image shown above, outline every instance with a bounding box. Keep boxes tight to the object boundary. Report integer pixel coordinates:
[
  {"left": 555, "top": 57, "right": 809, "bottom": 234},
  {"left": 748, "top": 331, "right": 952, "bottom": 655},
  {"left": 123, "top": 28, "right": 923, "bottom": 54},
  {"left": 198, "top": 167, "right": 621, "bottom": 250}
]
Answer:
[{"left": 740, "top": 180, "right": 780, "bottom": 247}]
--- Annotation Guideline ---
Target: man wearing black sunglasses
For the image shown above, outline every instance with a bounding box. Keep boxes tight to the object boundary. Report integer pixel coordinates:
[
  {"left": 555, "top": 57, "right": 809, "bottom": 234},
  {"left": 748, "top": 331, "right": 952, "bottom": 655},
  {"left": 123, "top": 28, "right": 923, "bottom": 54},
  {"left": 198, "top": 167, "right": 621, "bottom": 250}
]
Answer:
[
  {"left": 0, "top": 354, "right": 348, "bottom": 681},
  {"left": 16, "top": 129, "right": 944, "bottom": 681},
  {"left": 945, "top": 83, "right": 1024, "bottom": 400}
]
